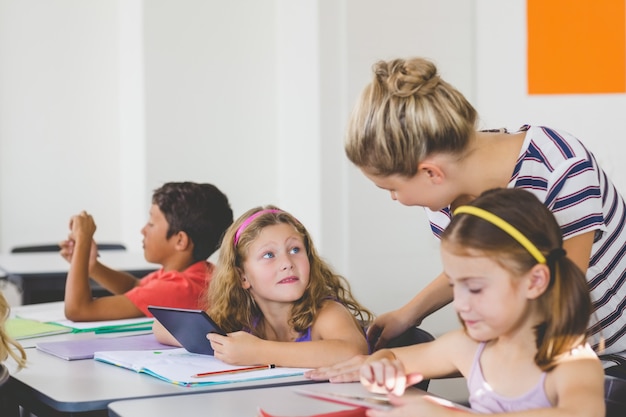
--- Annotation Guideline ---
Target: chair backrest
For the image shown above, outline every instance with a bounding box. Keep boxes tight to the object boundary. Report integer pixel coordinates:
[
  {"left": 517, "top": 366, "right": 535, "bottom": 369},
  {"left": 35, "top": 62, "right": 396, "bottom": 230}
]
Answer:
[
  {"left": 0, "top": 363, "right": 19, "bottom": 416},
  {"left": 385, "top": 326, "right": 435, "bottom": 349},
  {"left": 11, "top": 243, "right": 126, "bottom": 253},
  {"left": 0, "top": 364, "right": 8, "bottom": 387},
  {"left": 384, "top": 326, "right": 436, "bottom": 392},
  {"left": 605, "top": 375, "right": 626, "bottom": 417}
]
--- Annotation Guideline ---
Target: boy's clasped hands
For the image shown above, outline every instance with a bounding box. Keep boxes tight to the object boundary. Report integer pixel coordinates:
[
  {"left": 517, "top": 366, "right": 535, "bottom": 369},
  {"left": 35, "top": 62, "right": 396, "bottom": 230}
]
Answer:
[{"left": 59, "top": 210, "right": 99, "bottom": 267}]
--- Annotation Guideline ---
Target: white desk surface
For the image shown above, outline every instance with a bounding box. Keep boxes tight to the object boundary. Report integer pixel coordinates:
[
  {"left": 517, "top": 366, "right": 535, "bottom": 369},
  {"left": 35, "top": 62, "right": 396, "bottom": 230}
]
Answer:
[
  {"left": 0, "top": 251, "right": 158, "bottom": 276},
  {"left": 108, "top": 382, "right": 374, "bottom": 417}
]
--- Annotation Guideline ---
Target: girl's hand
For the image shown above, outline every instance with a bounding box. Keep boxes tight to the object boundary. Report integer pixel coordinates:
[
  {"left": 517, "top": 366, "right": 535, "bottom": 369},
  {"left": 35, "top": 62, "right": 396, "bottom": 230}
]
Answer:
[
  {"left": 360, "top": 358, "right": 423, "bottom": 396},
  {"left": 367, "top": 393, "right": 469, "bottom": 417},
  {"left": 207, "top": 331, "right": 264, "bottom": 365}
]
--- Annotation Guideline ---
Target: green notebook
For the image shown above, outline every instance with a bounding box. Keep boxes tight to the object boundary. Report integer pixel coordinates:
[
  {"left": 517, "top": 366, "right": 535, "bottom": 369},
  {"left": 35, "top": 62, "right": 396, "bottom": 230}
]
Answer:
[{"left": 6, "top": 318, "right": 72, "bottom": 340}]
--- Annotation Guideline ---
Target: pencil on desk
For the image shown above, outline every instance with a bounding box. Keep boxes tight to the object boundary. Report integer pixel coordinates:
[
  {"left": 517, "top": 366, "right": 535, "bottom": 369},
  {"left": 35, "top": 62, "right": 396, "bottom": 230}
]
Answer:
[{"left": 192, "top": 364, "right": 276, "bottom": 378}]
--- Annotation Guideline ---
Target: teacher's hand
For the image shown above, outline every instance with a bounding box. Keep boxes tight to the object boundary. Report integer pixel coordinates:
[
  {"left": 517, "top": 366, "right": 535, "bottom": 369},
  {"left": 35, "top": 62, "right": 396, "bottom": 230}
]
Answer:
[{"left": 304, "top": 354, "right": 367, "bottom": 383}]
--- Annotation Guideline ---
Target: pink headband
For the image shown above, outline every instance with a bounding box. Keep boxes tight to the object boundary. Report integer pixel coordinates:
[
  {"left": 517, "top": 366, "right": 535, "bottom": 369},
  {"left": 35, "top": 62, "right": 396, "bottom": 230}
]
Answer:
[{"left": 233, "top": 209, "right": 282, "bottom": 246}]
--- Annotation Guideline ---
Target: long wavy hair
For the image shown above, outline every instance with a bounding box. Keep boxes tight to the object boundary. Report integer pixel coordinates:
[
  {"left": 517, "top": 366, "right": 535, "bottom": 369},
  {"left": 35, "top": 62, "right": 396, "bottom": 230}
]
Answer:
[
  {"left": 207, "top": 205, "right": 373, "bottom": 338},
  {"left": 442, "top": 188, "right": 593, "bottom": 371},
  {"left": 0, "top": 293, "right": 27, "bottom": 369}
]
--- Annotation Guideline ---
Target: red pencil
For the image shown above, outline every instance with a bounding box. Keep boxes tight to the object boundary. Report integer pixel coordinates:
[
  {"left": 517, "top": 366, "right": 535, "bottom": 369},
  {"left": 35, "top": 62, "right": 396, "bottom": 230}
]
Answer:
[{"left": 192, "top": 364, "right": 276, "bottom": 378}]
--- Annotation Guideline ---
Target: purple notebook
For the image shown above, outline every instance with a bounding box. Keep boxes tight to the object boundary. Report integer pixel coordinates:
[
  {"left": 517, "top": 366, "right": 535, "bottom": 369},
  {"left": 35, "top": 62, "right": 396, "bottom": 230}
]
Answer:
[{"left": 36, "top": 333, "right": 176, "bottom": 360}]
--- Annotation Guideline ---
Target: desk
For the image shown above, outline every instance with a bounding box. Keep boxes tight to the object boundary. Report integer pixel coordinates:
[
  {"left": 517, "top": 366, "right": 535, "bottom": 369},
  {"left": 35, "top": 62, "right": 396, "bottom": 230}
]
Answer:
[
  {"left": 0, "top": 251, "right": 158, "bottom": 305},
  {"left": 108, "top": 382, "right": 370, "bottom": 417},
  {"left": 6, "top": 303, "right": 322, "bottom": 417},
  {"left": 6, "top": 340, "right": 315, "bottom": 417}
]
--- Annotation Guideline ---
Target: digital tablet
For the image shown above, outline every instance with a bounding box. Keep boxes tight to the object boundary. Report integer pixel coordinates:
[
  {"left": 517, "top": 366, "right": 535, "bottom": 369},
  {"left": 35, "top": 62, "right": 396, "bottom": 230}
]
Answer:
[
  {"left": 148, "top": 306, "right": 226, "bottom": 355},
  {"left": 294, "top": 388, "right": 474, "bottom": 412},
  {"left": 294, "top": 388, "right": 392, "bottom": 411}
]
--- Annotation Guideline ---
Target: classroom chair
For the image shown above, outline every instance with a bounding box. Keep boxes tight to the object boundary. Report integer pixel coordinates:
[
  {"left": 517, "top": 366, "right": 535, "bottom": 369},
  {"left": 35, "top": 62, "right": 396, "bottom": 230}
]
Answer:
[
  {"left": 0, "top": 363, "right": 19, "bottom": 417},
  {"left": 9, "top": 242, "right": 126, "bottom": 304},
  {"left": 605, "top": 374, "right": 626, "bottom": 417},
  {"left": 384, "top": 326, "right": 435, "bottom": 391}
]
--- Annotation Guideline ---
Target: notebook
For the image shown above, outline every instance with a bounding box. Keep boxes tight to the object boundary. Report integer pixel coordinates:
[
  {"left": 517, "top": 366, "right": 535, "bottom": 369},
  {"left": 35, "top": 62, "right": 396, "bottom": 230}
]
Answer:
[
  {"left": 93, "top": 348, "right": 311, "bottom": 387},
  {"left": 36, "top": 333, "right": 175, "bottom": 360},
  {"left": 15, "top": 302, "right": 154, "bottom": 333},
  {"left": 6, "top": 318, "right": 72, "bottom": 340}
]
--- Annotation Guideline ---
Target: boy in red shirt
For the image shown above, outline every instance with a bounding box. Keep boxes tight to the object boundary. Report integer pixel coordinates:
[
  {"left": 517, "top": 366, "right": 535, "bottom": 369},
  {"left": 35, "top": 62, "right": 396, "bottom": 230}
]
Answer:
[{"left": 60, "top": 182, "right": 233, "bottom": 321}]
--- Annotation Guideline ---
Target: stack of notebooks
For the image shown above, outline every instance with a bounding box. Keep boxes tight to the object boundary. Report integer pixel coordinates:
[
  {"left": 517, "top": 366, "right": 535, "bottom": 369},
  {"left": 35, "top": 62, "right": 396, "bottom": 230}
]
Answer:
[
  {"left": 7, "top": 303, "right": 154, "bottom": 340},
  {"left": 6, "top": 318, "right": 71, "bottom": 340}
]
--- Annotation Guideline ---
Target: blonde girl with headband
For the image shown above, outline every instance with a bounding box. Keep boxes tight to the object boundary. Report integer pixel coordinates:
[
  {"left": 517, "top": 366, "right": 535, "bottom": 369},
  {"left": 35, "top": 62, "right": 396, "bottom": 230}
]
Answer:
[
  {"left": 357, "top": 188, "right": 604, "bottom": 416},
  {"left": 0, "top": 292, "right": 27, "bottom": 370},
  {"left": 203, "top": 206, "right": 373, "bottom": 368}
]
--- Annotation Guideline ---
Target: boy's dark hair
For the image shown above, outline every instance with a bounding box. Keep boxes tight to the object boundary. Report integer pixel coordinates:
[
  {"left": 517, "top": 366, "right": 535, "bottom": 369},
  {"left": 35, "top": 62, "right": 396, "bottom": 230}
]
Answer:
[{"left": 152, "top": 182, "right": 233, "bottom": 261}]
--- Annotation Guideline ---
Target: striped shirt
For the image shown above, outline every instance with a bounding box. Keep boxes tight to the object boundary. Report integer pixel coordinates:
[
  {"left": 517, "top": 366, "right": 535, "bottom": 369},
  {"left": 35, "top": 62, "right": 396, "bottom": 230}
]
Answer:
[{"left": 427, "top": 125, "right": 626, "bottom": 367}]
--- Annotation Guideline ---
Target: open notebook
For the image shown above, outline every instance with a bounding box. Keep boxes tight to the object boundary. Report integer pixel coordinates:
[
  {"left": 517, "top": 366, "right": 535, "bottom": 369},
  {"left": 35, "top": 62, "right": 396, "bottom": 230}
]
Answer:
[{"left": 93, "top": 348, "right": 311, "bottom": 387}]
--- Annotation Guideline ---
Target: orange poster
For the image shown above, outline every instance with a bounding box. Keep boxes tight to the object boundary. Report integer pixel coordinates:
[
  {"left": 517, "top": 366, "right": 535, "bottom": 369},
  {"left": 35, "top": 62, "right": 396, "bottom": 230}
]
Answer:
[{"left": 527, "top": 0, "right": 626, "bottom": 94}]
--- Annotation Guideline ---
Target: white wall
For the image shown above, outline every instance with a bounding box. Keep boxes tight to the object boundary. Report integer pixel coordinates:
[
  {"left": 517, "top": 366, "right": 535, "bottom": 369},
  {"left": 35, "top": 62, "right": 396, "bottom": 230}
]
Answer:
[
  {"left": 474, "top": 0, "right": 626, "bottom": 196},
  {"left": 341, "top": 0, "right": 476, "bottom": 337},
  {"left": 0, "top": 0, "right": 123, "bottom": 248},
  {"left": 0, "top": 1, "right": 472, "bottom": 331},
  {"left": 142, "top": 1, "right": 280, "bottom": 223}
]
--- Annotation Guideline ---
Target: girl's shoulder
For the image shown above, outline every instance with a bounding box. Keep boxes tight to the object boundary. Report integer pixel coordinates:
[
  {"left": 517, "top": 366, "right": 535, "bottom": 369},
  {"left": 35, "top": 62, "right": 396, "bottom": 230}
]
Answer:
[
  {"left": 433, "top": 329, "right": 480, "bottom": 355},
  {"left": 544, "top": 344, "right": 605, "bottom": 408},
  {"left": 553, "top": 343, "right": 603, "bottom": 370},
  {"left": 312, "top": 300, "right": 365, "bottom": 332},
  {"left": 316, "top": 298, "right": 352, "bottom": 317},
  {"left": 546, "top": 344, "right": 603, "bottom": 387}
]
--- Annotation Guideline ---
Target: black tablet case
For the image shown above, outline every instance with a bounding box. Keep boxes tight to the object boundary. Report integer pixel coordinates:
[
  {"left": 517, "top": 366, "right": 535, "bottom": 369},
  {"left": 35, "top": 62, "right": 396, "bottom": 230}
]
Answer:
[{"left": 148, "top": 306, "right": 226, "bottom": 355}]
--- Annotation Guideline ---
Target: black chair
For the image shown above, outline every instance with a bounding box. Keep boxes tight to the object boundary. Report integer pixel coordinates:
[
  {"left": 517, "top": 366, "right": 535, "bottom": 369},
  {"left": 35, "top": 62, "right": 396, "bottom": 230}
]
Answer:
[
  {"left": 11, "top": 243, "right": 126, "bottom": 253},
  {"left": 0, "top": 363, "right": 19, "bottom": 417},
  {"left": 384, "top": 326, "right": 436, "bottom": 391},
  {"left": 0, "top": 363, "right": 8, "bottom": 387},
  {"left": 605, "top": 374, "right": 626, "bottom": 417}
]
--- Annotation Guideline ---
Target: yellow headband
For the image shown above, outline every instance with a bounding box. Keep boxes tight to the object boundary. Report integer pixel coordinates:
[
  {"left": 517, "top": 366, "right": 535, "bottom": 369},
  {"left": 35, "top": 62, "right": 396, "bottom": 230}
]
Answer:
[{"left": 452, "top": 205, "right": 547, "bottom": 264}]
